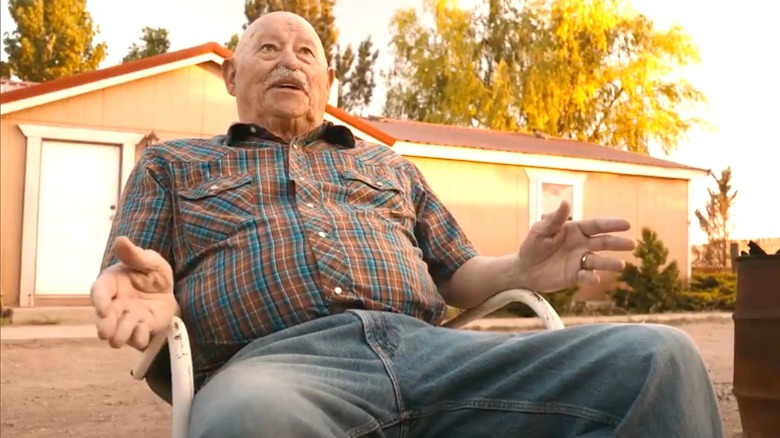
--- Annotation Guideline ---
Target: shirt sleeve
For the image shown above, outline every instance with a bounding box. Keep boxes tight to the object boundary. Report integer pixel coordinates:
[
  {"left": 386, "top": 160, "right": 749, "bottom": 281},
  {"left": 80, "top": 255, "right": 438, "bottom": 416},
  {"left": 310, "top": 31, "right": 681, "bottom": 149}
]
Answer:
[
  {"left": 100, "top": 147, "right": 174, "bottom": 272},
  {"left": 406, "top": 161, "right": 479, "bottom": 282}
]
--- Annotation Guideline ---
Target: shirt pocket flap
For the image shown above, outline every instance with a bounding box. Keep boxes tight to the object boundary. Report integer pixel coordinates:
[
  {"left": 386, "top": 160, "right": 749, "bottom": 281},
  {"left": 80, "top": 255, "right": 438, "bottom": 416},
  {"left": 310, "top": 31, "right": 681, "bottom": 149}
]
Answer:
[
  {"left": 342, "top": 169, "right": 401, "bottom": 192},
  {"left": 178, "top": 174, "right": 254, "bottom": 200}
]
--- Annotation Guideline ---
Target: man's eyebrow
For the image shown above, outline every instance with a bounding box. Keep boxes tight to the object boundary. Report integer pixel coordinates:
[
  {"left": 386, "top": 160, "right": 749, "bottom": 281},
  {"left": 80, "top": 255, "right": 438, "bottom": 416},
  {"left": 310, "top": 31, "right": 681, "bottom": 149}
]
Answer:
[{"left": 295, "top": 36, "right": 316, "bottom": 46}]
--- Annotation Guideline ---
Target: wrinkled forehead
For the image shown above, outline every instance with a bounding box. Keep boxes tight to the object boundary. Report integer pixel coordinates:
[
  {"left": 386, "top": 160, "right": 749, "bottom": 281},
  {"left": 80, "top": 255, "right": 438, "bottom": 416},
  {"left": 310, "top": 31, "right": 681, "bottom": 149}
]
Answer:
[{"left": 251, "top": 17, "right": 318, "bottom": 47}]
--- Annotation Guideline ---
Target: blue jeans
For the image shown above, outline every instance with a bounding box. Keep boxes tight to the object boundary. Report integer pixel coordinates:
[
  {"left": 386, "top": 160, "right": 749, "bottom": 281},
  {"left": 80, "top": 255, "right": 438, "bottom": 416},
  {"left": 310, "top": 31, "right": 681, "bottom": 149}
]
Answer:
[{"left": 189, "top": 310, "right": 723, "bottom": 437}]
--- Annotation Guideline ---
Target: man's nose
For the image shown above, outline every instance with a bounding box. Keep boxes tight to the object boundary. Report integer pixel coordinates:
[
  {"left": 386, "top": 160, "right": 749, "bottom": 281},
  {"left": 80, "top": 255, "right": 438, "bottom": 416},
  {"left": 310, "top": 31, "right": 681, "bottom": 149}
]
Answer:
[{"left": 278, "top": 48, "right": 303, "bottom": 71}]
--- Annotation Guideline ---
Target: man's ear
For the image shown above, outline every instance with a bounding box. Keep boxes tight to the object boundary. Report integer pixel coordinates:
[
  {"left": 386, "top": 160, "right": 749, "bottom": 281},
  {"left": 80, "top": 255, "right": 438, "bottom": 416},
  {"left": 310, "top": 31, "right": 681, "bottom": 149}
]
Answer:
[
  {"left": 222, "top": 58, "right": 237, "bottom": 96},
  {"left": 327, "top": 67, "right": 335, "bottom": 89}
]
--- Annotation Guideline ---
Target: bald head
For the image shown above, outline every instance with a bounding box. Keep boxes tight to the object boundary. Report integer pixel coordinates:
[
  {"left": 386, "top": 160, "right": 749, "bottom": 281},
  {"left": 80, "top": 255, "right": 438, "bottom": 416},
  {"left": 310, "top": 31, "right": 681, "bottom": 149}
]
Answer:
[
  {"left": 222, "top": 11, "right": 335, "bottom": 140},
  {"left": 235, "top": 12, "right": 328, "bottom": 66}
]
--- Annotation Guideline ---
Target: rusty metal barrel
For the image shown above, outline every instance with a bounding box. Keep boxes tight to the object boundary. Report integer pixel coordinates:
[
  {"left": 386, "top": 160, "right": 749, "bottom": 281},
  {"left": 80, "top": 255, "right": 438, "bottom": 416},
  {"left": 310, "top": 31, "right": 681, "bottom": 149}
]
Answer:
[{"left": 733, "top": 253, "right": 780, "bottom": 437}]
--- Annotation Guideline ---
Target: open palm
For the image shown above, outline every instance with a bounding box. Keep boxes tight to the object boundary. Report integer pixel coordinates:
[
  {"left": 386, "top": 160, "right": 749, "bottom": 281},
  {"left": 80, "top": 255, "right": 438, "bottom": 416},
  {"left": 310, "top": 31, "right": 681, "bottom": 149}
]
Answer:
[
  {"left": 90, "top": 237, "right": 177, "bottom": 350},
  {"left": 517, "top": 201, "right": 636, "bottom": 293}
]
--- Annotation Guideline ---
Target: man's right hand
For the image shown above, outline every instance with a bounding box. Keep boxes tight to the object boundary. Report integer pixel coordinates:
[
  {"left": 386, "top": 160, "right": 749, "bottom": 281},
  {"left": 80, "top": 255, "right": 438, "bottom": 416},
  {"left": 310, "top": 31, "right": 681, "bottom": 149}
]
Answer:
[{"left": 90, "top": 236, "right": 176, "bottom": 350}]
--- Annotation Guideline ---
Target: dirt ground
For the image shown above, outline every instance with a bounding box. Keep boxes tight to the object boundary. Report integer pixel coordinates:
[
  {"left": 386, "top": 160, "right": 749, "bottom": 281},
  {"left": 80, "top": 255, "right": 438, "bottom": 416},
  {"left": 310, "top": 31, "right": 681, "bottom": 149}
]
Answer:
[{"left": 1, "top": 321, "right": 741, "bottom": 438}]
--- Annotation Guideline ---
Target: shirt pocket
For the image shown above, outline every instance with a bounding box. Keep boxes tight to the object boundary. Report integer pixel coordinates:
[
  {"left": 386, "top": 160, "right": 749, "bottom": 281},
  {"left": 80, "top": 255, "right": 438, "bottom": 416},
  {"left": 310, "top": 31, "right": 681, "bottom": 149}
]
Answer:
[
  {"left": 342, "top": 169, "right": 405, "bottom": 212},
  {"left": 175, "top": 173, "right": 257, "bottom": 254}
]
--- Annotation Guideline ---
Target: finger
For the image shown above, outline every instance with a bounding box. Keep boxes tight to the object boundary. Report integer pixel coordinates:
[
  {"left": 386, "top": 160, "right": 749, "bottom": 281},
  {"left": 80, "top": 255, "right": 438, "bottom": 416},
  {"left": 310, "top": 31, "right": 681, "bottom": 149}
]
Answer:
[
  {"left": 90, "top": 273, "right": 118, "bottom": 318},
  {"left": 587, "top": 235, "right": 636, "bottom": 252},
  {"left": 582, "top": 253, "right": 625, "bottom": 272},
  {"left": 577, "top": 269, "right": 601, "bottom": 284},
  {"left": 109, "top": 308, "right": 145, "bottom": 349},
  {"left": 113, "top": 236, "right": 156, "bottom": 273},
  {"left": 539, "top": 201, "right": 571, "bottom": 236},
  {"left": 128, "top": 323, "right": 151, "bottom": 351},
  {"left": 576, "top": 218, "right": 631, "bottom": 236},
  {"left": 96, "top": 313, "right": 118, "bottom": 343}
]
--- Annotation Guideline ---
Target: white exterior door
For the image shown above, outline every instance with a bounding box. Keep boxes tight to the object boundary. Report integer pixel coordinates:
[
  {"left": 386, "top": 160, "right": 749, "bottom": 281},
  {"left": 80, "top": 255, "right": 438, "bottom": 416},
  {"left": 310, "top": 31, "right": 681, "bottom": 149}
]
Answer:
[{"left": 35, "top": 141, "right": 121, "bottom": 296}]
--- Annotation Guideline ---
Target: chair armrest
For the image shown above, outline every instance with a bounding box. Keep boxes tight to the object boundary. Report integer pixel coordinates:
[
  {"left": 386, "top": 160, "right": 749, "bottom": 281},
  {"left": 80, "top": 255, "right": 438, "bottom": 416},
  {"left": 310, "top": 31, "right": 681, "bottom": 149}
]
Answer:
[
  {"left": 130, "top": 316, "right": 195, "bottom": 438},
  {"left": 442, "top": 288, "right": 565, "bottom": 331}
]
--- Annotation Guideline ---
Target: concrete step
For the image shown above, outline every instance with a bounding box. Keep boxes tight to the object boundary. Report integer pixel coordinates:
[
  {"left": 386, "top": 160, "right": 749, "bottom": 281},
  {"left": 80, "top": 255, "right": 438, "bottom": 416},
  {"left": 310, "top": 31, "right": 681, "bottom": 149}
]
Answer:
[{"left": 0, "top": 324, "right": 96, "bottom": 341}]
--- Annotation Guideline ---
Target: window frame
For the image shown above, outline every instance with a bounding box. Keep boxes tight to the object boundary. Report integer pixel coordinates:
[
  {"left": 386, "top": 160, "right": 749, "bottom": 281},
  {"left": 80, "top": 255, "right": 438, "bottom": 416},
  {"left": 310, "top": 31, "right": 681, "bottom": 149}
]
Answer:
[{"left": 525, "top": 168, "right": 587, "bottom": 229}]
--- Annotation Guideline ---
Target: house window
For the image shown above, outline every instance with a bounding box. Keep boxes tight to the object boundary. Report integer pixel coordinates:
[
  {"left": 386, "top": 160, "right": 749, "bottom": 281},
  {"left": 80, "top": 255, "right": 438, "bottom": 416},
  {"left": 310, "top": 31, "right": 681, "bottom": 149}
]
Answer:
[{"left": 525, "top": 168, "right": 587, "bottom": 228}]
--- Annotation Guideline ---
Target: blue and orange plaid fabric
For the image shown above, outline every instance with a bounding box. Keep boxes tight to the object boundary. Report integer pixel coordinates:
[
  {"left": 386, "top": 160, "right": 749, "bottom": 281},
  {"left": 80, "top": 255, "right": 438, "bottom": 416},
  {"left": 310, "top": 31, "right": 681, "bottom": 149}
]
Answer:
[{"left": 102, "top": 122, "right": 478, "bottom": 382}]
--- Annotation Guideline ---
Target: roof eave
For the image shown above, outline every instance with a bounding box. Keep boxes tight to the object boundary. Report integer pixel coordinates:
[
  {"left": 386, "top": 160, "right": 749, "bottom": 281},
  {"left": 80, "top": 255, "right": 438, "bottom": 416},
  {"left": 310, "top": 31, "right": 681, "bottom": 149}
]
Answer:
[
  {"left": 392, "top": 140, "right": 709, "bottom": 180},
  {"left": 0, "top": 43, "right": 231, "bottom": 115}
]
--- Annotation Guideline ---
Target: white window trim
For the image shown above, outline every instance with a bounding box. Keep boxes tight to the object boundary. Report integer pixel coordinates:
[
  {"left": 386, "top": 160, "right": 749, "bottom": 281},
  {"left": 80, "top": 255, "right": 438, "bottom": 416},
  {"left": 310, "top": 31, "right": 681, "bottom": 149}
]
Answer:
[
  {"left": 16, "top": 124, "right": 145, "bottom": 307},
  {"left": 525, "top": 168, "right": 587, "bottom": 229}
]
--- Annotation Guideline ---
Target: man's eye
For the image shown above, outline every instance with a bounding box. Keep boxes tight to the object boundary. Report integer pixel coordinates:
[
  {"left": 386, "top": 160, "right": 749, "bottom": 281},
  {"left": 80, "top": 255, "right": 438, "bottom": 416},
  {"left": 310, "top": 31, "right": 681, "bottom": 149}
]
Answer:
[
  {"left": 259, "top": 44, "right": 276, "bottom": 52},
  {"left": 299, "top": 47, "right": 314, "bottom": 55}
]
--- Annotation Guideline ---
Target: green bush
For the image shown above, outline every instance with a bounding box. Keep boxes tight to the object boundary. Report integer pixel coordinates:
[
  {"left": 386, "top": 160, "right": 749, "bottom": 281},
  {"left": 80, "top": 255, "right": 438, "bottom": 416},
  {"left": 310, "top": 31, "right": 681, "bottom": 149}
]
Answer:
[
  {"left": 676, "top": 271, "right": 736, "bottom": 311},
  {"left": 609, "top": 227, "right": 682, "bottom": 313}
]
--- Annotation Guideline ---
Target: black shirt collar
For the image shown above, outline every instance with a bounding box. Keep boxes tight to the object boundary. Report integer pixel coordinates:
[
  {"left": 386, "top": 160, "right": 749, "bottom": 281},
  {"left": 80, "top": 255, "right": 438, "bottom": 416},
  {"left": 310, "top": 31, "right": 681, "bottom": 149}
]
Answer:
[{"left": 224, "top": 121, "right": 356, "bottom": 149}]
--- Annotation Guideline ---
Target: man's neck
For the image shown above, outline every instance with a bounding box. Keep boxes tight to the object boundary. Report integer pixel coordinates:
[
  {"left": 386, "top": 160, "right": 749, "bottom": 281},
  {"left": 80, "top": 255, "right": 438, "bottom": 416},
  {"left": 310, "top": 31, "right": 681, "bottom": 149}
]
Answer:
[{"left": 260, "top": 117, "right": 321, "bottom": 143}]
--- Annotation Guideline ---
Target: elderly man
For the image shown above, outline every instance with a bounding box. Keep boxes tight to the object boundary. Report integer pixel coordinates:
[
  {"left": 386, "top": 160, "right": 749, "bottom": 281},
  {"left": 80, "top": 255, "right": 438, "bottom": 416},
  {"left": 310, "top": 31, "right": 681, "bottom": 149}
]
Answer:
[{"left": 91, "top": 11, "right": 722, "bottom": 438}]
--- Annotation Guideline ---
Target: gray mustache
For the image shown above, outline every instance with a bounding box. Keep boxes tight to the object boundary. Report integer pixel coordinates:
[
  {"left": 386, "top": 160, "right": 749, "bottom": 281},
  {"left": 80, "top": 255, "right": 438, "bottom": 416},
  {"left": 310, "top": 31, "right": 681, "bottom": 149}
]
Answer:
[{"left": 266, "top": 67, "right": 310, "bottom": 93}]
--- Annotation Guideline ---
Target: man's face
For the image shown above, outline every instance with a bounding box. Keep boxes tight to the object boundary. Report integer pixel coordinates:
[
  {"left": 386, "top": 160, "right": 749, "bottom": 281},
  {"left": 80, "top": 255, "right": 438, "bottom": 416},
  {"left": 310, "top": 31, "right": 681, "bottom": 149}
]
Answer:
[{"left": 225, "top": 14, "right": 334, "bottom": 127}]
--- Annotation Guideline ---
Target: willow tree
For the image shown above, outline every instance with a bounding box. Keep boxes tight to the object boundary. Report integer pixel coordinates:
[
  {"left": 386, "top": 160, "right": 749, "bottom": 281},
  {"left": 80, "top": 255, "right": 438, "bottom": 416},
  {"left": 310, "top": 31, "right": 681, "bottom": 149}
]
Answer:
[{"left": 385, "top": 0, "right": 706, "bottom": 154}]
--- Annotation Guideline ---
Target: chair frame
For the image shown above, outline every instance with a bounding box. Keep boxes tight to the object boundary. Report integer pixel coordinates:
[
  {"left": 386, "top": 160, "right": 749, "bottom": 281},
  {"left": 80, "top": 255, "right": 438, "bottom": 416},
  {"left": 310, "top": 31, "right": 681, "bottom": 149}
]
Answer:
[{"left": 131, "top": 288, "right": 565, "bottom": 438}]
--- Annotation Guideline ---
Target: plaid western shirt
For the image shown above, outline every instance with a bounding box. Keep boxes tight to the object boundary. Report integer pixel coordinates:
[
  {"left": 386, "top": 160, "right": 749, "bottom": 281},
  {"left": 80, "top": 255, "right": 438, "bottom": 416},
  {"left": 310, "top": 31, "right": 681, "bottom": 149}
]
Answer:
[{"left": 101, "top": 122, "right": 478, "bottom": 383}]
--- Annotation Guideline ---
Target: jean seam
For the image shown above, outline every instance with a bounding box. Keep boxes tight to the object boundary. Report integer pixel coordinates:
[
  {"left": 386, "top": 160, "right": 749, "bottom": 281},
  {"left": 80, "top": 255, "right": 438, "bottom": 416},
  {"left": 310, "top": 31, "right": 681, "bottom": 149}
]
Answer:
[
  {"left": 348, "top": 311, "right": 407, "bottom": 437},
  {"left": 346, "top": 417, "right": 398, "bottom": 438},
  {"left": 403, "top": 398, "right": 622, "bottom": 427}
]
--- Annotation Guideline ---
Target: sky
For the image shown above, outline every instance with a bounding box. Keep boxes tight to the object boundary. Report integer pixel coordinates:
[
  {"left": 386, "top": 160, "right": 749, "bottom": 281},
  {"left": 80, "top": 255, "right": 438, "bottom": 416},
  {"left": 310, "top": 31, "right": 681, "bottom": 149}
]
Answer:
[{"left": 1, "top": 0, "right": 778, "bottom": 243}]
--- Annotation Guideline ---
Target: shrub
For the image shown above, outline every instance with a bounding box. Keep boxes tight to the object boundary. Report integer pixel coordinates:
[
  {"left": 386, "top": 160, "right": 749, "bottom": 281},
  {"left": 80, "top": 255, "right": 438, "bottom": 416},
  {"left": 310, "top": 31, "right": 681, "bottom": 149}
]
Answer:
[
  {"left": 609, "top": 227, "right": 682, "bottom": 313},
  {"left": 677, "top": 271, "right": 736, "bottom": 311}
]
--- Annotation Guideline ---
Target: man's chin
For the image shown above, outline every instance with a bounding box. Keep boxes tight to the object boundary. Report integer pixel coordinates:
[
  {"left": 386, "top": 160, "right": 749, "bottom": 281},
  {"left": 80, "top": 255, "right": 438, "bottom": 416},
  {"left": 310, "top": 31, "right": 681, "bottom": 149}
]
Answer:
[{"left": 266, "top": 104, "right": 309, "bottom": 120}]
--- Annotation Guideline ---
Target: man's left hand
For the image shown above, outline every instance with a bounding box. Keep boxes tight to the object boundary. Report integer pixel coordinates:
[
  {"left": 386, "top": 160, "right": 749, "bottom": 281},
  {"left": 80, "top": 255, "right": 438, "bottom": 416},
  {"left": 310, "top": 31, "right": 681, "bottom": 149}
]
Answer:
[{"left": 516, "top": 201, "right": 636, "bottom": 293}]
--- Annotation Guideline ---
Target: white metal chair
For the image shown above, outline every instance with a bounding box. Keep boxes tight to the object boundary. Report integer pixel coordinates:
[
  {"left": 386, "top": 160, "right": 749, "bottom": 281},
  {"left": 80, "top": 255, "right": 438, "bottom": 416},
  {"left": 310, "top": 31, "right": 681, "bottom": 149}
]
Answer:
[{"left": 131, "top": 288, "right": 565, "bottom": 438}]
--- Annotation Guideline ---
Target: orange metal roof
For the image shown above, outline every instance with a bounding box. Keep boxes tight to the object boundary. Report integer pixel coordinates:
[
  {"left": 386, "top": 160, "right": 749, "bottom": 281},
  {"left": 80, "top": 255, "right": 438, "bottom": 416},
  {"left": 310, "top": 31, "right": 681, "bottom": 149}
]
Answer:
[{"left": 362, "top": 117, "right": 703, "bottom": 171}]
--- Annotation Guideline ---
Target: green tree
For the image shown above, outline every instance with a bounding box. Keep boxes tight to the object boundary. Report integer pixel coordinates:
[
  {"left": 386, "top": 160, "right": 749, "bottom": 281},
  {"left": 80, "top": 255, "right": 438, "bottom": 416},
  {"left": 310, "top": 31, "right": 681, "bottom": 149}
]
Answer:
[
  {"left": 225, "top": 34, "right": 240, "bottom": 52},
  {"left": 226, "top": 0, "right": 379, "bottom": 114},
  {"left": 334, "top": 37, "right": 378, "bottom": 113},
  {"left": 694, "top": 167, "right": 738, "bottom": 268},
  {"left": 0, "top": 60, "right": 11, "bottom": 79},
  {"left": 2, "top": 0, "right": 107, "bottom": 82},
  {"left": 122, "top": 27, "right": 171, "bottom": 64},
  {"left": 385, "top": 0, "right": 706, "bottom": 154},
  {"left": 610, "top": 227, "right": 682, "bottom": 313}
]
